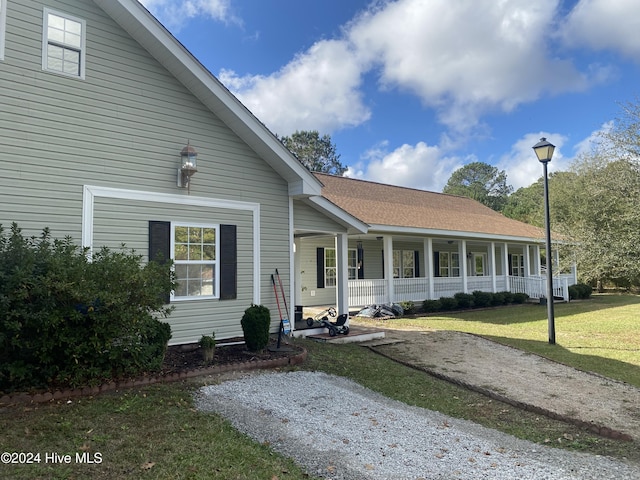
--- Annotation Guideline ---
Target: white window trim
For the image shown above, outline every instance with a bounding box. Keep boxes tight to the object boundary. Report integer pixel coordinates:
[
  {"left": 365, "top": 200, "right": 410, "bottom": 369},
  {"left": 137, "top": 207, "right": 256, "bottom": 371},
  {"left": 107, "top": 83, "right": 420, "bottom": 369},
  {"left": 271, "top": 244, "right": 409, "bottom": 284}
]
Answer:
[
  {"left": 82, "top": 185, "right": 261, "bottom": 304},
  {"left": 472, "top": 253, "right": 487, "bottom": 276},
  {"left": 171, "top": 222, "right": 219, "bottom": 302},
  {"left": 324, "top": 247, "right": 357, "bottom": 287},
  {"left": 42, "top": 7, "right": 86, "bottom": 79},
  {"left": 439, "top": 251, "right": 461, "bottom": 278},
  {"left": 0, "top": 0, "right": 7, "bottom": 61},
  {"left": 393, "top": 249, "right": 416, "bottom": 278}
]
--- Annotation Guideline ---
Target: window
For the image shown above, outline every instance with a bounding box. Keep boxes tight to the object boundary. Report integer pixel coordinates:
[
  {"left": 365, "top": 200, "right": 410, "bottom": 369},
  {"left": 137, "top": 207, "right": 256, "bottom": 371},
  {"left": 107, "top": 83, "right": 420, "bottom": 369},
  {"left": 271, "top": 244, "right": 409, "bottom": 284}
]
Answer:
[
  {"left": 510, "top": 254, "right": 524, "bottom": 277},
  {"left": 472, "top": 253, "right": 487, "bottom": 276},
  {"left": 42, "top": 8, "right": 86, "bottom": 78},
  {"left": 393, "top": 250, "right": 416, "bottom": 278},
  {"left": 0, "top": 0, "right": 6, "bottom": 61},
  {"left": 439, "top": 252, "right": 460, "bottom": 277},
  {"left": 324, "top": 247, "right": 357, "bottom": 287},
  {"left": 172, "top": 224, "right": 219, "bottom": 300}
]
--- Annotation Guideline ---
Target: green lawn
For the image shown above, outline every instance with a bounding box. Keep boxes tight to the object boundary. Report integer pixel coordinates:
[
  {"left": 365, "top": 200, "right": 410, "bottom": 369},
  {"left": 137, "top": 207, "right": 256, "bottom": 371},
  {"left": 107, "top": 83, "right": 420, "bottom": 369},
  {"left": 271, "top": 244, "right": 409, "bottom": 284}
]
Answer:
[
  {"left": 1, "top": 294, "right": 638, "bottom": 479},
  {"left": 352, "top": 294, "right": 640, "bottom": 388}
]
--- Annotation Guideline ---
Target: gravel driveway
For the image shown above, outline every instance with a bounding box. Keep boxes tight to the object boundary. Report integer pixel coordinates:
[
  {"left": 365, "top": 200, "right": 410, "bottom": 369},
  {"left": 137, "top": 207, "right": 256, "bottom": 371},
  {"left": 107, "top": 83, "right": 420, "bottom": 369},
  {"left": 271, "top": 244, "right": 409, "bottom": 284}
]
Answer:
[{"left": 195, "top": 370, "right": 640, "bottom": 479}]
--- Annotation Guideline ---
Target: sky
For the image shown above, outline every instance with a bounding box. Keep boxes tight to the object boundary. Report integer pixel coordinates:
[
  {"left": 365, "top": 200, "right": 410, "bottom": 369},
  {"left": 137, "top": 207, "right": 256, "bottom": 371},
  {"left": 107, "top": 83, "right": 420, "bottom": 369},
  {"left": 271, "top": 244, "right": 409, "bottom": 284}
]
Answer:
[{"left": 138, "top": 0, "right": 640, "bottom": 192}]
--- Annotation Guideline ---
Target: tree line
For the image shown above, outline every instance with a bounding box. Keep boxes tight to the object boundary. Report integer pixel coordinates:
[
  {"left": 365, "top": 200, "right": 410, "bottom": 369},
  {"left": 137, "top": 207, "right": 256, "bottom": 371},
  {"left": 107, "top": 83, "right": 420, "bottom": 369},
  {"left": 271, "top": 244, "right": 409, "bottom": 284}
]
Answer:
[{"left": 279, "top": 101, "right": 640, "bottom": 290}]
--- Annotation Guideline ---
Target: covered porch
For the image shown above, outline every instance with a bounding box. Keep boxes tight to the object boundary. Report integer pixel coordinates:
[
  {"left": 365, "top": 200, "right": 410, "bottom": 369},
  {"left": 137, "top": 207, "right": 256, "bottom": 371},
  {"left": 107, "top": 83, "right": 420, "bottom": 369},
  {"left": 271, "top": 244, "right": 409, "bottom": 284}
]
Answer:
[{"left": 296, "top": 233, "right": 577, "bottom": 309}]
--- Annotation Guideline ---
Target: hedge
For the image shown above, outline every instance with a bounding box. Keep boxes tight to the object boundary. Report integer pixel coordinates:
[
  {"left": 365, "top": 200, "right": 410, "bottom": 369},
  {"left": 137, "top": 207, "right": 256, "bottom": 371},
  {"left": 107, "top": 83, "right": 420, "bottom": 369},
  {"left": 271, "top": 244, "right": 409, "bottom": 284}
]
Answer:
[{"left": 0, "top": 223, "right": 175, "bottom": 393}]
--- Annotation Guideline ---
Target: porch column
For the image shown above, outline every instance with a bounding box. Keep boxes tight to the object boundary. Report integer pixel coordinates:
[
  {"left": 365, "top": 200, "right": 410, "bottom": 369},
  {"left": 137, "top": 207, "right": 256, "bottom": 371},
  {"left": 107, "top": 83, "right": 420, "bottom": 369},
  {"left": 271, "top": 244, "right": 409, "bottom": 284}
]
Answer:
[
  {"left": 523, "top": 245, "right": 531, "bottom": 277},
  {"left": 461, "top": 240, "right": 468, "bottom": 293},
  {"left": 293, "top": 238, "right": 302, "bottom": 307},
  {"left": 383, "top": 235, "right": 394, "bottom": 302},
  {"left": 425, "top": 238, "right": 435, "bottom": 300},
  {"left": 489, "top": 241, "right": 497, "bottom": 292},
  {"left": 335, "top": 233, "right": 349, "bottom": 315},
  {"left": 503, "top": 242, "right": 509, "bottom": 279},
  {"left": 534, "top": 245, "right": 541, "bottom": 275}
]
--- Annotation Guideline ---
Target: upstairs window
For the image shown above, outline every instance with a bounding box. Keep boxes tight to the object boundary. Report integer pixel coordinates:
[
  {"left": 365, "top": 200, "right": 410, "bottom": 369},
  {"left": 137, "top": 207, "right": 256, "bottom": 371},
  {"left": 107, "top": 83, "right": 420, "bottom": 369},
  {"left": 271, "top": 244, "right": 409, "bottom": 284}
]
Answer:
[
  {"left": 0, "top": 0, "right": 6, "bottom": 61},
  {"left": 42, "top": 8, "right": 86, "bottom": 79}
]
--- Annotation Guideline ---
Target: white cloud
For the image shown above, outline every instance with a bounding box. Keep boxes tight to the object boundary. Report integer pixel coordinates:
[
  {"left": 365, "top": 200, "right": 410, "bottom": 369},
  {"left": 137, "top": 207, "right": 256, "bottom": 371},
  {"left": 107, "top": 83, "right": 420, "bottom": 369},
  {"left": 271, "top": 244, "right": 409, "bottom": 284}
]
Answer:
[
  {"left": 139, "top": 0, "right": 239, "bottom": 31},
  {"left": 220, "top": 40, "right": 371, "bottom": 136},
  {"left": 346, "top": 141, "right": 463, "bottom": 192},
  {"left": 562, "top": 0, "right": 640, "bottom": 62},
  {"left": 347, "top": 0, "right": 593, "bottom": 132},
  {"left": 497, "top": 133, "right": 569, "bottom": 190}
]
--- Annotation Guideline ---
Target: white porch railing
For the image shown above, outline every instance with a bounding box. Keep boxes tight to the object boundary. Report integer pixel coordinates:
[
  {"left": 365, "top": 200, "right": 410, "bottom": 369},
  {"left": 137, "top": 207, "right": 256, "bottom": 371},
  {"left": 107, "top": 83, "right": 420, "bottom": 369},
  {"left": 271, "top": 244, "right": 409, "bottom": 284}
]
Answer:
[
  {"left": 509, "top": 275, "right": 571, "bottom": 301},
  {"left": 348, "top": 279, "right": 388, "bottom": 306},
  {"left": 348, "top": 274, "right": 571, "bottom": 307},
  {"left": 393, "top": 277, "right": 430, "bottom": 302}
]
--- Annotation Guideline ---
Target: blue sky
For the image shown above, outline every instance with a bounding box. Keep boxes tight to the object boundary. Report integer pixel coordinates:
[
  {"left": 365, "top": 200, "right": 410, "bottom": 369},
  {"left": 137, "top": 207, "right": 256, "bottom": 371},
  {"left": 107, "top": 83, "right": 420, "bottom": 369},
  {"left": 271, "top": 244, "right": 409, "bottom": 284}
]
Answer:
[{"left": 139, "top": 0, "right": 640, "bottom": 191}]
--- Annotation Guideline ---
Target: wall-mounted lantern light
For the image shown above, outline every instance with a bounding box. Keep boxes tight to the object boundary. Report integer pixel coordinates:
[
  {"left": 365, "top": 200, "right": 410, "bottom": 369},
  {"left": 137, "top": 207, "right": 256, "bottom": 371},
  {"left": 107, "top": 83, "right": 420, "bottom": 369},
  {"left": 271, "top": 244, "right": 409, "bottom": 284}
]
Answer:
[{"left": 178, "top": 142, "right": 198, "bottom": 192}]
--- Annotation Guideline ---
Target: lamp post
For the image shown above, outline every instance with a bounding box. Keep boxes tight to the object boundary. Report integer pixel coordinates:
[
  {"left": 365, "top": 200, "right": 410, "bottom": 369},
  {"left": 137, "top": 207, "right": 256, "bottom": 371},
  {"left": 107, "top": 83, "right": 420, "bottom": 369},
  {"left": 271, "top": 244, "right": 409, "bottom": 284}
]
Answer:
[{"left": 532, "top": 137, "right": 556, "bottom": 345}]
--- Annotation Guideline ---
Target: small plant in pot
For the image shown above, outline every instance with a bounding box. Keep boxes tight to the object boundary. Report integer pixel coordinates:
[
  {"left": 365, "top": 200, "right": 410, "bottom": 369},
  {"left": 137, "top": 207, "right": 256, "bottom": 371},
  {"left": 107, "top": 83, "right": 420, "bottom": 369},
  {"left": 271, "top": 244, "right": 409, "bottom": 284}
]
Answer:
[{"left": 198, "top": 331, "right": 216, "bottom": 363}]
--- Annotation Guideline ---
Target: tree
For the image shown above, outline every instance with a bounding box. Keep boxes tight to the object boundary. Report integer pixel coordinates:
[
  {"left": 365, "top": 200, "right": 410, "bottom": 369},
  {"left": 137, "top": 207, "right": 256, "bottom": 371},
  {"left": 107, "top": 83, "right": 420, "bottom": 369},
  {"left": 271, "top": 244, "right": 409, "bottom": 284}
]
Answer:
[
  {"left": 442, "top": 162, "right": 513, "bottom": 211},
  {"left": 502, "top": 171, "right": 577, "bottom": 228},
  {"left": 278, "top": 130, "right": 347, "bottom": 175},
  {"left": 557, "top": 155, "right": 640, "bottom": 290}
]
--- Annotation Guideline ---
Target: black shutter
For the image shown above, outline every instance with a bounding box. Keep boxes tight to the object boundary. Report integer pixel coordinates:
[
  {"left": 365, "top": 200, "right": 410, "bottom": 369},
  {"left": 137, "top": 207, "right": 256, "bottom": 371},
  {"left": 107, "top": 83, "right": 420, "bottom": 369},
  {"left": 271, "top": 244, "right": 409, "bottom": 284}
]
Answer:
[
  {"left": 149, "top": 221, "right": 171, "bottom": 303},
  {"left": 381, "top": 249, "right": 384, "bottom": 278},
  {"left": 149, "top": 221, "right": 170, "bottom": 263},
  {"left": 433, "top": 251, "right": 440, "bottom": 277},
  {"left": 414, "top": 251, "right": 420, "bottom": 277},
  {"left": 508, "top": 254, "right": 513, "bottom": 277},
  {"left": 357, "top": 244, "right": 364, "bottom": 279},
  {"left": 316, "top": 247, "right": 324, "bottom": 288},
  {"left": 220, "top": 224, "right": 237, "bottom": 300}
]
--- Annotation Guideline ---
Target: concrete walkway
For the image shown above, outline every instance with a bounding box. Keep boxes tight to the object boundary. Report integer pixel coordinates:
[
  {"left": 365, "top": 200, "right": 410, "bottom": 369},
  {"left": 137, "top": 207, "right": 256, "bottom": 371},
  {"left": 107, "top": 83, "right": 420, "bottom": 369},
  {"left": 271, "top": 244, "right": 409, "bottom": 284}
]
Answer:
[{"left": 362, "top": 328, "right": 640, "bottom": 441}]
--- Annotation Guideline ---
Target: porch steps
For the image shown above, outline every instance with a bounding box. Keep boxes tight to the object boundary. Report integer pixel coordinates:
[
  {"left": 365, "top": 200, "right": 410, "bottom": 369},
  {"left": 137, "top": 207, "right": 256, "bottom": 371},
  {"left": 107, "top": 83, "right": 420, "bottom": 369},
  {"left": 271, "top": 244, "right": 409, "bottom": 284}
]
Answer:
[{"left": 302, "top": 326, "right": 386, "bottom": 344}]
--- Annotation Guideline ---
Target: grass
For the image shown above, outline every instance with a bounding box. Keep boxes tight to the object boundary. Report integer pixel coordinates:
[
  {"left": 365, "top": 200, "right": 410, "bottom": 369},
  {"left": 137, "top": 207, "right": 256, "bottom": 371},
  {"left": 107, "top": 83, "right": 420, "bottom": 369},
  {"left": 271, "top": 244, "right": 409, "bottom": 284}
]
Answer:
[
  {"left": 1, "top": 294, "right": 638, "bottom": 479},
  {"left": 0, "top": 384, "right": 317, "bottom": 480}
]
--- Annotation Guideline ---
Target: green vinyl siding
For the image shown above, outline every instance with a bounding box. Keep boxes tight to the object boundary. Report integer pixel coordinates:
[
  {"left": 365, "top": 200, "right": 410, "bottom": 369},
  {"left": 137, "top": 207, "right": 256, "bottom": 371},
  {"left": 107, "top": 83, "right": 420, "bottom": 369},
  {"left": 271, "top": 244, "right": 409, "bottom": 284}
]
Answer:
[{"left": 0, "top": 0, "right": 293, "bottom": 343}]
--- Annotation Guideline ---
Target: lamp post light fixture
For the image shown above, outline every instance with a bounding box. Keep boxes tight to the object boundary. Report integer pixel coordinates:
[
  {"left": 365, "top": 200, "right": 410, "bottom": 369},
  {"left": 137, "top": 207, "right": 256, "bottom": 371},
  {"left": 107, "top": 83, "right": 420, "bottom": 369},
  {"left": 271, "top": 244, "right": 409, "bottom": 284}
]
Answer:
[
  {"left": 178, "top": 142, "right": 198, "bottom": 192},
  {"left": 532, "top": 137, "right": 556, "bottom": 345}
]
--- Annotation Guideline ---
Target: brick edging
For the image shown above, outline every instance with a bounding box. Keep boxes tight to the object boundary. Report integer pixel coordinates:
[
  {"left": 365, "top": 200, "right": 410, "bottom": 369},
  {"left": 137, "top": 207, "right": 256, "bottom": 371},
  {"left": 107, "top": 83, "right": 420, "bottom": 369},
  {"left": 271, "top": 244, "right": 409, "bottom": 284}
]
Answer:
[
  {"left": 366, "top": 346, "right": 633, "bottom": 442},
  {"left": 0, "top": 348, "right": 307, "bottom": 407}
]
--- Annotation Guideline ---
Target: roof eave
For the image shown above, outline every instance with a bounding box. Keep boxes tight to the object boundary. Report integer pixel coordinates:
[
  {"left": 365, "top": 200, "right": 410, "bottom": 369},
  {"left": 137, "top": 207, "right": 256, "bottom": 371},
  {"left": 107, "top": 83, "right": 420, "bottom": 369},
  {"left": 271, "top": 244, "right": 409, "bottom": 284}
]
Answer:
[
  {"left": 94, "top": 0, "right": 323, "bottom": 198},
  {"left": 369, "top": 225, "right": 546, "bottom": 243},
  {"left": 305, "top": 197, "right": 368, "bottom": 234}
]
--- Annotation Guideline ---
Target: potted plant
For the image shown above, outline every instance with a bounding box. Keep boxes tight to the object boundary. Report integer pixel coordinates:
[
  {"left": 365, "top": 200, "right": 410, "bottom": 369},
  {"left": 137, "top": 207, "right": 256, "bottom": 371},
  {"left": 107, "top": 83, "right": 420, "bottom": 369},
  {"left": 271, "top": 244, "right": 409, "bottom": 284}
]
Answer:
[{"left": 198, "top": 331, "right": 216, "bottom": 363}]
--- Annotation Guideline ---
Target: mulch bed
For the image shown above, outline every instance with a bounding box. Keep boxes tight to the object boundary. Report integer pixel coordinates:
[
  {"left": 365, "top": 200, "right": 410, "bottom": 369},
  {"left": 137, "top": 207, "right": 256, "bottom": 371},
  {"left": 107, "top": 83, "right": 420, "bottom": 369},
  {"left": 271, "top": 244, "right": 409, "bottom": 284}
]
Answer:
[
  {"left": 0, "top": 337, "right": 305, "bottom": 405},
  {"left": 161, "top": 337, "right": 303, "bottom": 375}
]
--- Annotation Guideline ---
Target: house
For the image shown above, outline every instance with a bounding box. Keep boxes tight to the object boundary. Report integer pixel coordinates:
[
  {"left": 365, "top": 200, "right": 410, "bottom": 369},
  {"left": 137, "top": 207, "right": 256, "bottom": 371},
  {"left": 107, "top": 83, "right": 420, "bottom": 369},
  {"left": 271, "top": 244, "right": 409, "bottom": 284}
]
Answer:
[
  {"left": 294, "top": 173, "right": 576, "bottom": 315},
  {"left": 0, "top": 0, "right": 365, "bottom": 344},
  {"left": 0, "top": 0, "right": 571, "bottom": 344}
]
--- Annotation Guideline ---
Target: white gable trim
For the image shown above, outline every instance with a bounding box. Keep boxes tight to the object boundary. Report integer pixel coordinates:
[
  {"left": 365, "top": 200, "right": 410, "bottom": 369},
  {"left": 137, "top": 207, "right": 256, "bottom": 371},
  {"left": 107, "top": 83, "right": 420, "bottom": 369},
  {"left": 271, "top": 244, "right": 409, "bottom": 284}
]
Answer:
[
  {"left": 82, "top": 185, "right": 261, "bottom": 304},
  {"left": 94, "top": 0, "right": 322, "bottom": 198}
]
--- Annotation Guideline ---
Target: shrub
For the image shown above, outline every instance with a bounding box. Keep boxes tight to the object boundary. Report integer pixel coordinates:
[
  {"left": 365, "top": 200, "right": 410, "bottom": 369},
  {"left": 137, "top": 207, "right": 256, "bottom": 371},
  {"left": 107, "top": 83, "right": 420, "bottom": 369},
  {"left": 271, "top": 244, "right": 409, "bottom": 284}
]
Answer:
[
  {"left": 439, "top": 296, "right": 458, "bottom": 311},
  {"left": 569, "top": 283, "right": 592, "bottom": 300},
  {"left": 471, "top": 290, "right": 492, "bottom": 308},
  {"left": 0, "top": 223, "right": 175, "bottom": 392},
  {"left": 500, "top": 291, "right": 515, "bottom": 304},
  {"left": 241, "top": 304, "right": 271, "bottom": 352},
  {"left": 512, "top": 292, "right": 530, "bottom": 304},
  {"left": 568, "top": 285, "right": 579, "bottom": 300},
  {"left": 490, "top": 292, "right": 506, "bottom": 306},
  {"left": 577, "top": 283, "right": 592, "bottom": 299},
  {"left": 422, "top": 299, "right": 441, "bottom": 312},
  {"left": 399, "top": 301, "right": 415, "bottom": 315},
  {"left": 453, "top": 292, "right": 474, "bottom": 309}
]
